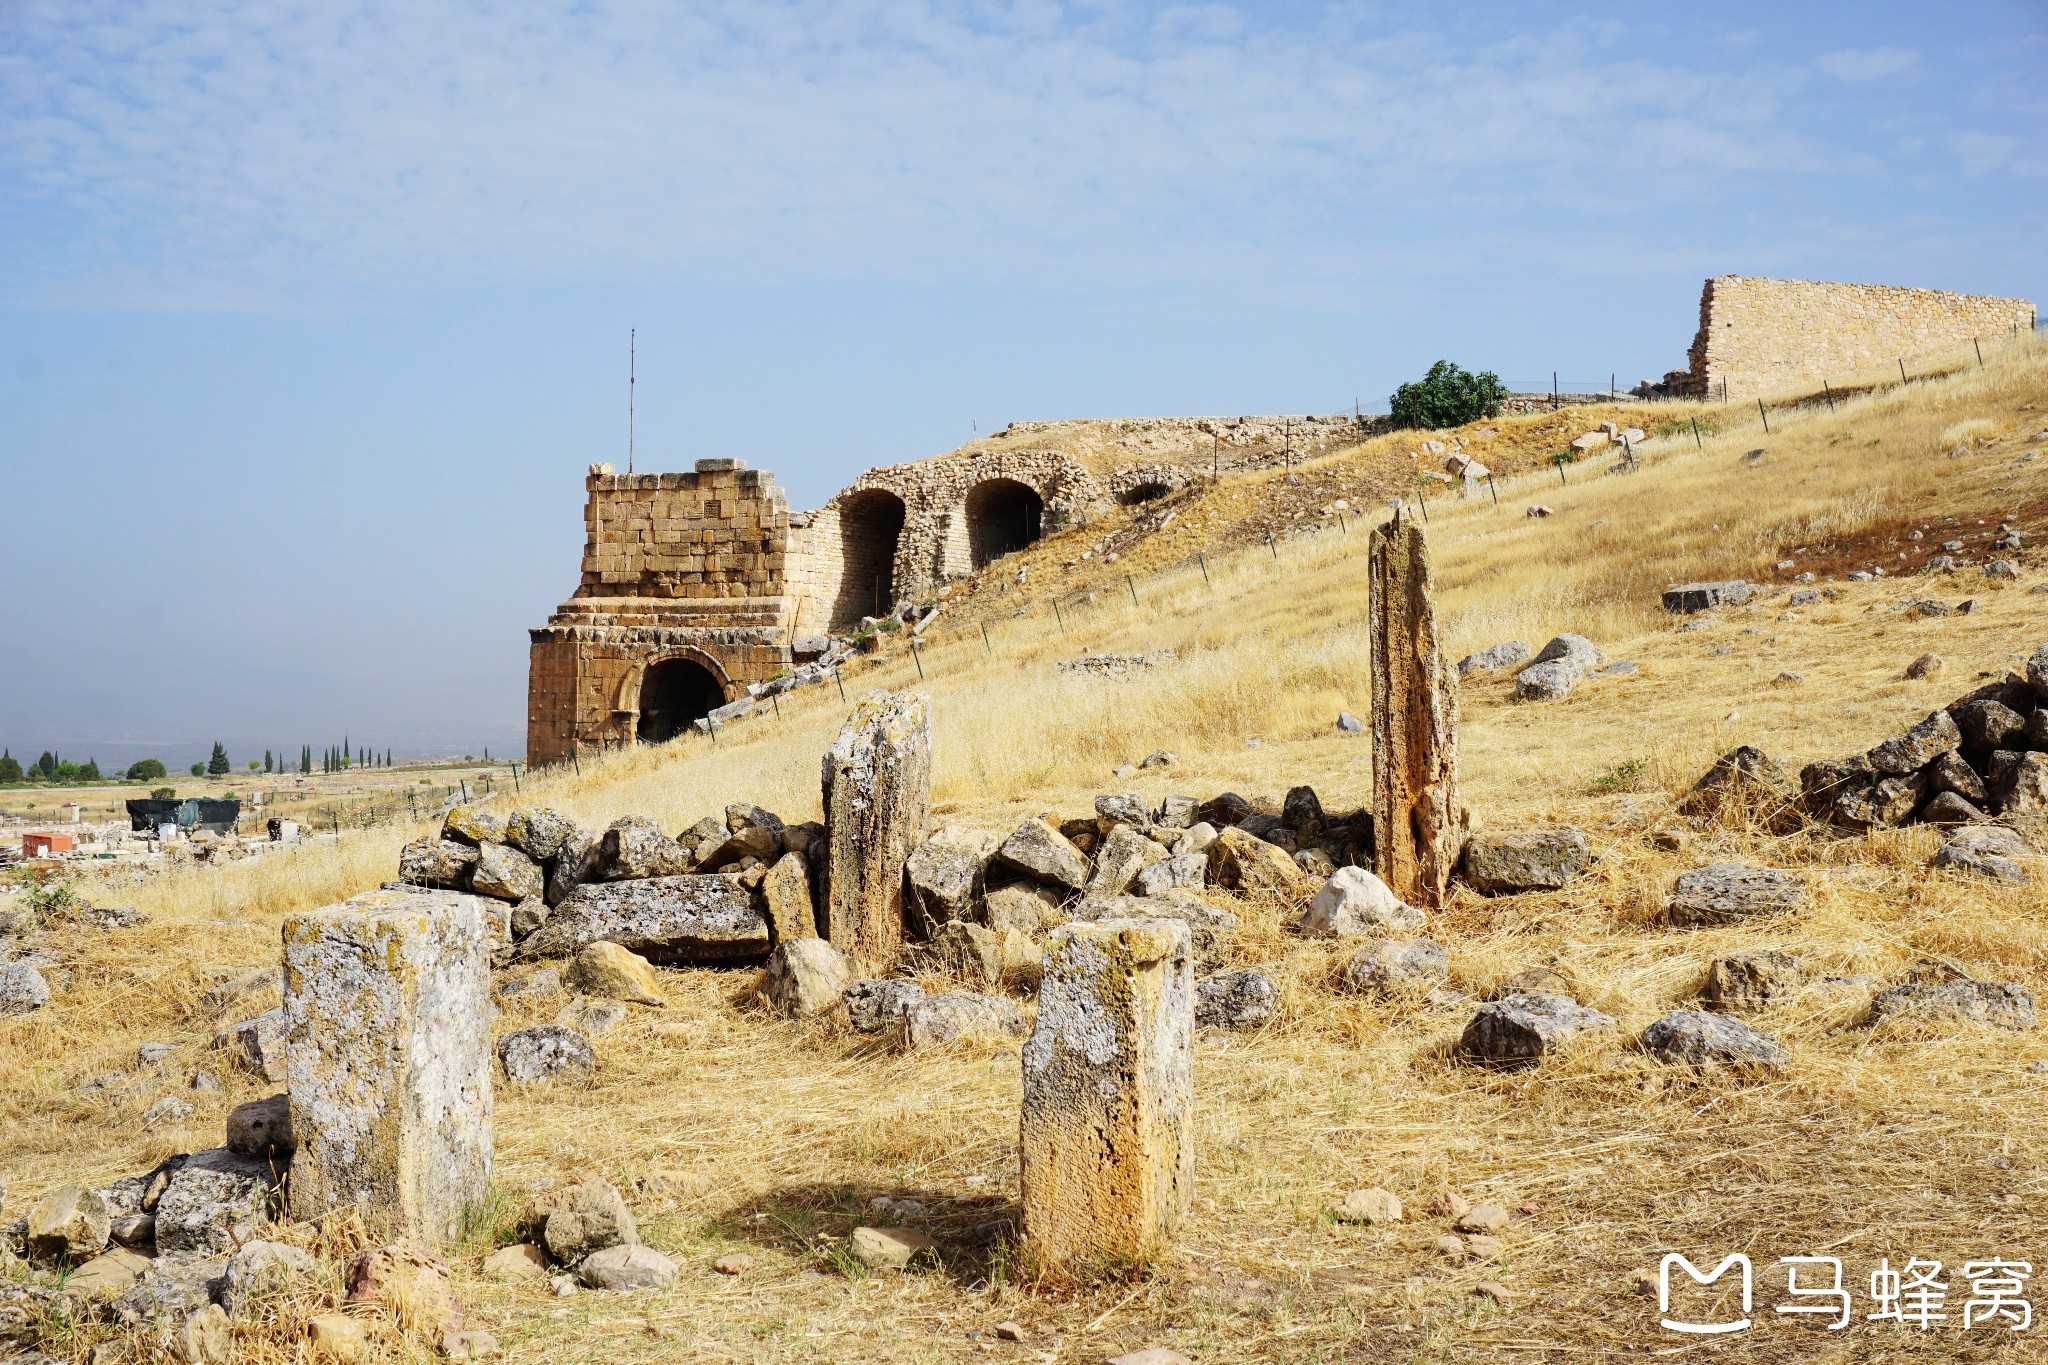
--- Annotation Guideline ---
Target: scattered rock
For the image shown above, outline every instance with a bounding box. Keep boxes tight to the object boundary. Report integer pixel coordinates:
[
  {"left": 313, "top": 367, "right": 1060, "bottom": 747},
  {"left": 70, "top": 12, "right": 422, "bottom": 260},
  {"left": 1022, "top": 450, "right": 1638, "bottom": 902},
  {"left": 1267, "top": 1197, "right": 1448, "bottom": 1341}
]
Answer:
[
  {"left": 849, "top": 1225, "right": 935, "bottom": 1270},
  {"left": 1458, "top": 641, "right": 1533, "bottom": 677},
  {"left": 541, "top": 1177, "right": 637, "bottom": 1264},
  {"left": 1639, "top": 1010, "right": 1789, "bottom": 1069},
  {"left": 151, "top": 1149, "right": 281, "bottom": 1257},
  {"left": 1662, "top": 581, "right": 1753, "bottom": 613},
  {"left": 441, "top": 1328, "right": 503, "bottom": 1360},
  {"left": 1460, "top": 828, "right": 1590, "bottom": 894},
  {"left": 1134, "top": 853, "right": 1207, "bottom": 897},
  {"left": 1336, "top": 712, "right": 1364, "bottom": 733},
  {"left": 1700, "top": 951, "right": 1802, "bottom": 1012},
  {"left": 1868, "top": 979, "right": 2036, "bottom": 1031},
  {"left": 517, "top": 876, "right": 768, "bottom": 964},
  {"left": 0, "top": 963, "right": 49, "bottom": 1017},
  {"left": 470, "top": 843, "right": 545, "bottom": 902},
  {"left": 221, "top": 1240, "right": 316, "bottom": 1316},
  {"left": 1514, "top": 634, "right": 1605, "bottom": 701},
  {"left": 1933, "top": 826, "right": 2030, "bottom": 882},
  {"left": 27, "top": 1186, "right": 110, "bottom": 1264},
  {"left": 1868, "top": 709, "right": 1962, "bottom": 774},
  {"left": 482, "top": 1243, "right": 548, "bottom": 1283},
  {"left": 564, "top": 941, "right": 666, "bottom": 1006},
  {"left": 308, "top": 1313, "right": 368, "bottom": 1363},
  {"left": 905, "top": 843, "right": 984, "bottom": 934},
  {"left": 759, "top": 938, "right": 859, "bottom": 1017},
  {"left": 555, "top": 999, "right": 628, "bottom": 1036},
  {"left": 599, "top": 816, "right": 694, "bottom": 880},
  {"left": 1678, "top": 746, "right": 1791, "bottom": 818},
  {"left": 1458, "top": 993, "right": 1615, "bottom": 1066},
  {"left": 345, "top": 1243, "right": 463, "bottom": 1335},
  {"left": 497, "top": 1026, "right": 596, "bottom": 1083},
  {"left": 1333, "top": 1188, "right": 1402, "bottom": 1225},
  {"left": 1343, "top": 939, "right": 1448, "bottom": 995},
  {"left": 1087, "top": 824, "right": 1169, "bottom": 897},
  {"left": 225, "top": 1094, "right": 295, "bottom": 1158},
  {"left": 1667, "top": 864, "right": 1805, "bottom": 927},
  {"left": 580, "top": 1244, "right": 677, "bottom": 1292},
  {"left": 901, "top": 992, "right": 1025, "bottom": 1048},
  {"left": 1297, "top": 866, "right": 1423, "bottom": 935},
  {"left": 1208, "top": 826, "right": 1314, "bottom": 898},
  {"left": 994, "top": 818, "right": 1093, "bottom": 890},
  {"left": 844, "top": 978, "right": 927, "bottom": 1034},
  {"left": 213, "top": 1007, "right": 288, "bottom": 1082},
  {"left": 1194, "top": 969, "right": 1277, "bottom": 1029},
  {"left": 713, "top": 1253, "right": 754, "bottom": 1276},
  {"left": 1454, "top": 1204, "right": 1510, "bottom": 1234},
  {"left": 398, "top": 838, "right": 479, "bottom": 890}
]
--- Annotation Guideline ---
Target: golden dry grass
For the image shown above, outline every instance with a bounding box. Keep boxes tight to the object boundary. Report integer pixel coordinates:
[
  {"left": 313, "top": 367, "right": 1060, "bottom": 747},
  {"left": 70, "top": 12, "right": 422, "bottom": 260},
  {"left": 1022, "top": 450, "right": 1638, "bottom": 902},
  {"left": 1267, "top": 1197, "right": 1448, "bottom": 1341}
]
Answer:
[{"left": 7, "top": 337, "right": 2048, "bottom": 1362}]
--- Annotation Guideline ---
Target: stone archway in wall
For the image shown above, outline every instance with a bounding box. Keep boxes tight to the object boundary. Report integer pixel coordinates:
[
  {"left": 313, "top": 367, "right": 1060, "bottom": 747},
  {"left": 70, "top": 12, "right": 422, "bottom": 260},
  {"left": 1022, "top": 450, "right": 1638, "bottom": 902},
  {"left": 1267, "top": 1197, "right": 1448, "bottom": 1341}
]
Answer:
[
  {"left": 965, "top": 477, "right": 1044, "bottom": 569},
  {"left": 831, "top": 488, "right": 907, "bottom": 630},
  {"left": 632, "top": 654, "right": 729, "bottom": 744}
]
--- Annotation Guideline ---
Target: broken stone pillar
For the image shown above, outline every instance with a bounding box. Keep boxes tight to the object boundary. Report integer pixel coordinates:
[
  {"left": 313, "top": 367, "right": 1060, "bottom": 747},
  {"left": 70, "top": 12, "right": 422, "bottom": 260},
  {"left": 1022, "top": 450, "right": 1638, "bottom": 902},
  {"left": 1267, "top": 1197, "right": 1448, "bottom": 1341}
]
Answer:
[
  {"left": 820, "top": 691, "right": 932, "bottom": 968},
  {"left": 1368, "top": 512, "right": 1461, "bottom": 909},
  {"left": 1021, "top": 918, "right": 1193, "bottom": 1275},
  {"left": 282, "top": 886, "right": 495, "bottom": 1242}
]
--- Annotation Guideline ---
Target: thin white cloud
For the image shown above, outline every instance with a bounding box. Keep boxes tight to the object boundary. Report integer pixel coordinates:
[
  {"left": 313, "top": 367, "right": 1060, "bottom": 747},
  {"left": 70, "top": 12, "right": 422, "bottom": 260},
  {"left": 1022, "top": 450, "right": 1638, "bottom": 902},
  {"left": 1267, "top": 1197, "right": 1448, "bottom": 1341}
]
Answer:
[
  {"left": 1816, "top": 46, "right": 1917, "bottom": 83},
  {"left": 0, "top": 3, "right": 2008, "bottom": 310}
]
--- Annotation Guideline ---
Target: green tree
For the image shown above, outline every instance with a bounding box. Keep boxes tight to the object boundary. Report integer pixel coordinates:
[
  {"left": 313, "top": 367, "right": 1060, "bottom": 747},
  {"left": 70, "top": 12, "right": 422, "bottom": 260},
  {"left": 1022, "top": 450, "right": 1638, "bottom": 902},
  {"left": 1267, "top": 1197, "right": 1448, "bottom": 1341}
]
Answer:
[
  {"left": 207, "top": 742, "right": 230, "bottom": 777},
  {"left": 150, "top": 786, "right": 176, "bottom": 799},
  {"left": 301, "top": 745, "right": 311, "bottom": 774},
  {"left": 1389, "top": 359, "right": 1506, "bottom": 430},
  {"left": 190, "top": 762, "right": 205, "bottom": 777},
  {"left": 0, "top": 750, "right": 19, "bottom": 783},
  {"left": 262, "top": 750, "right": 273, "bottom": 773},
  {"left": 247, "top": 759, "right": 260, "bottom": 771},
  {"left": 31, "top": 752, "right": 59, "bottom": 781},
  {"left": 79, "top": 759, "right": 101, "bottom": 781},
  {"left": 126, "top": 758, "right": 167, "bottom": 782}
]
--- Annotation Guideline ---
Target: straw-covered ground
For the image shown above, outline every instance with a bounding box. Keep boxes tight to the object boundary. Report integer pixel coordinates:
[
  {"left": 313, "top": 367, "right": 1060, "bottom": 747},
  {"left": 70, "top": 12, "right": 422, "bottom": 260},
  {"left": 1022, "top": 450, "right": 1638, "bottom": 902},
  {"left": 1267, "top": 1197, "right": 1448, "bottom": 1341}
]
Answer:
[{"left": 6, "top": 337, "right": 2048, "bottom": 1363}]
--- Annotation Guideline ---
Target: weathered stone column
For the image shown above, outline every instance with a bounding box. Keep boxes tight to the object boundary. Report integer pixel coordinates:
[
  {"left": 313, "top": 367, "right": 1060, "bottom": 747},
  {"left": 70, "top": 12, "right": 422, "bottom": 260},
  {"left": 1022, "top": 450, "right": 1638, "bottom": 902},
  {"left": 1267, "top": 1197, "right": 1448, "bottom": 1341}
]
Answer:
[
  {"left": 1021, "top": 918, "right": 1192, "bottom": 1275},
  {"left": 1368, "top": 512, "right": 1461, "bottom": 909},
  {"left": 820, "top": 691, "right": 932, "bottom": 968},
  {"left": 283, "top": 886, "right": 494, "bottom": 1242}
]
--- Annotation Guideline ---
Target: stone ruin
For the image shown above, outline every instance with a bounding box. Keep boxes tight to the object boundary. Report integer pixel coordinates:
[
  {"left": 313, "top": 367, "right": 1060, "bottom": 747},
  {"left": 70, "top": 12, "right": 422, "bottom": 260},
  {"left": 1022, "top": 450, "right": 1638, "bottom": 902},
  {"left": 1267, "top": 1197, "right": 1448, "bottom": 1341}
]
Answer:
[{"left": 526, "top": 415, "right": 1376, "bottom": 766}]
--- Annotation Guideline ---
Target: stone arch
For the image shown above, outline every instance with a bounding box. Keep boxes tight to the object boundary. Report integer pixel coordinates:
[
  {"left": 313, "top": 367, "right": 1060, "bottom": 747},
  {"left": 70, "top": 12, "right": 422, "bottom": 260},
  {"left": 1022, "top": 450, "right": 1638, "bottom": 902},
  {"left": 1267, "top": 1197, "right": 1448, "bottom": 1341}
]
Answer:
[
  {"left": 622, "top": 649, "right": 731, "bottom": 744},
  {"left": 830, "top": 488, "right": 908, "bottom": 630},
  {"left": 964, "top": 477, "right": 1044, "bottom": 569}
]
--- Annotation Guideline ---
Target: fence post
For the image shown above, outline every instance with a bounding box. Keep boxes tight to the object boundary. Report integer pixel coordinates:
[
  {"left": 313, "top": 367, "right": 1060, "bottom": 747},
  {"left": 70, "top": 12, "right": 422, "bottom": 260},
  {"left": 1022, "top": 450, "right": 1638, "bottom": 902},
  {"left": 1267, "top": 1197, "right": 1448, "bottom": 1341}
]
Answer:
[
  {"left": 1197, "top": 553, "right": 1210, "bottom": 586},
  {"left": 1691, "top": 416, "right": 1703, "bottom": 448},
  {"left": 1125, "top": 574, "right": 1138, "bottom": 606},
  {"left": 835, "top": 666, "right": 846, "bottom": 702},
  {"left": 1898, "top": 358, "right": 1907, "bottom": 384},
  {"left": 509, "top": 762, "right": 520, "bottom": 795},
  {"left": 1052, "top": 598, "right": 1066, "bottom": 632},
  {"left": 1822, "top": 380, "right": 1834, "bottom": 411},
  {"left": 772, "top": 692, "right": 782, "bottom": 720},
  {"left": 1976, "top": 338, "right": 1984, "bottom": 367},
  {"left": 407, "top": 791, "right": 417, "bottom": 821},
  {"left": 1486, "top": 473, "right": 1499, "bottom": 507},
  {"left": 980, "top": 622, "right": 993, "bottom": 658},
  {"left": 459, "top": 779, "right": 469, "bottom": 804},
  {"left": 1757, "top": 398, "right": 1770, "bottom": 434},
  {"left": 910, "top": 640, "right": 925, "bottom": 680},
  {"left": 571, "top": 749, "right": 580, "bottom": 776},
  {"left": 1266, "top": 533, "right": 1277, "bottom": 560}
]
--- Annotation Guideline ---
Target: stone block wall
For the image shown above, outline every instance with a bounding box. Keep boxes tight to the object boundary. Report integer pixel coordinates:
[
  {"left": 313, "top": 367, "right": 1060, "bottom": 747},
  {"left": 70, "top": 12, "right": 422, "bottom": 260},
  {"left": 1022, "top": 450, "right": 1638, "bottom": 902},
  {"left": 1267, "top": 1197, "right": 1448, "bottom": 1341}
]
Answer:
[{"left": 1687, "top": 275, "right": 2034, "bottom": 399}]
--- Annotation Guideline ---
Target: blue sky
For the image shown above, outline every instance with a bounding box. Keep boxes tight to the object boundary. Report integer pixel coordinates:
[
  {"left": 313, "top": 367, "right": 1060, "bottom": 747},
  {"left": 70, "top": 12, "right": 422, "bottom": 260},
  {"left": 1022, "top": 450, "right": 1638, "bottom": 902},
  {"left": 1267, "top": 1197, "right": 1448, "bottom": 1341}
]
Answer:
[{"left": 2, "top": 1, "right": 2043, "bottom": 767}]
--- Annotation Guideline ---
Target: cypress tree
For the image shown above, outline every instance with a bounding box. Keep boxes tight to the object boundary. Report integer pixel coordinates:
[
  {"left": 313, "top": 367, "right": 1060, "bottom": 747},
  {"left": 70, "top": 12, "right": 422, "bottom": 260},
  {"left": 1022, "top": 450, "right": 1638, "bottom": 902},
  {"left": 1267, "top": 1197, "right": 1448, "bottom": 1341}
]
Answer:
[{"left": 208, "top": 742, "right": 230, "bottom": 776}]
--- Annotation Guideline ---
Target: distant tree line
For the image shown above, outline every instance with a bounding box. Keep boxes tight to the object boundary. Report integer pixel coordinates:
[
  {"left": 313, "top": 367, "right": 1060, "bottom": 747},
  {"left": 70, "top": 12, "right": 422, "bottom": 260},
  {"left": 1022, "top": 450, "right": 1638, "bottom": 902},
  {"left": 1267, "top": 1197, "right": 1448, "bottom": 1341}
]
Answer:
[{"left": 0, "top": 737, "right": 406, "bottom": 786}]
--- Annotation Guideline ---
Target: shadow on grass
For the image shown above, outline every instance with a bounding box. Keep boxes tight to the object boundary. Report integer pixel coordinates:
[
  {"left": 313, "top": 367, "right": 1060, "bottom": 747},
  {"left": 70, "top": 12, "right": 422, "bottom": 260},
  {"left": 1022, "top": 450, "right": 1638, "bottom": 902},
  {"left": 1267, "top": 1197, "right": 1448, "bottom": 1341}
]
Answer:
[{"left": 713, "top": 1181, "right": 1022, "bottom": 1288}]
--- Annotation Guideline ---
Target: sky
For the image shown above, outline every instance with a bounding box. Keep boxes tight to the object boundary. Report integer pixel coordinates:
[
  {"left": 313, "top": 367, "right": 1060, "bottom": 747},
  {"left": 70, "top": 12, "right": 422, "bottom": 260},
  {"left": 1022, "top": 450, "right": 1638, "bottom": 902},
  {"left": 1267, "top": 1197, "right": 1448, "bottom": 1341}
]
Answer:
[{"left": 1, "top": 0, "right": 2044, "bottom": 769}]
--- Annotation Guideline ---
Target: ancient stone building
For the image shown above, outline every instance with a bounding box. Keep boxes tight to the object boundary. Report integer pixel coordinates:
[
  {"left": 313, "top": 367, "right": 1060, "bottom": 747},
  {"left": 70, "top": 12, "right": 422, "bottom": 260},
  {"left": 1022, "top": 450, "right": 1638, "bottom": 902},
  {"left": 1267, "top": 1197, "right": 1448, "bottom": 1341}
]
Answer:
[{"left": 1686, "top": 275, "right": 2034, "bottom": 399}]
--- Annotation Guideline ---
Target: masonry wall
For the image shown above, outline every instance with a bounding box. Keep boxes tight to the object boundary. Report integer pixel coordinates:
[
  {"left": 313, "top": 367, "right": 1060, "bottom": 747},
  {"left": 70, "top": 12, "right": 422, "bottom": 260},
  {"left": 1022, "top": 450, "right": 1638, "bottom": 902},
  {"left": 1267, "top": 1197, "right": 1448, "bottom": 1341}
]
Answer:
[{"left": 1687, "top": 275, "right": 2035, "bottom": 399}]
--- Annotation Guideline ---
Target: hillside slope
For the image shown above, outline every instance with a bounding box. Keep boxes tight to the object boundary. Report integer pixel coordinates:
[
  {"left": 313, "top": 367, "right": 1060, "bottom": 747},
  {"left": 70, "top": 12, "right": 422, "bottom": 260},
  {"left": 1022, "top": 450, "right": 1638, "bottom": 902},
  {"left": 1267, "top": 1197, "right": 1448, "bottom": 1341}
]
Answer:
[{"left": 4, "top": 338, "right": 2048, "bottom": 1363}]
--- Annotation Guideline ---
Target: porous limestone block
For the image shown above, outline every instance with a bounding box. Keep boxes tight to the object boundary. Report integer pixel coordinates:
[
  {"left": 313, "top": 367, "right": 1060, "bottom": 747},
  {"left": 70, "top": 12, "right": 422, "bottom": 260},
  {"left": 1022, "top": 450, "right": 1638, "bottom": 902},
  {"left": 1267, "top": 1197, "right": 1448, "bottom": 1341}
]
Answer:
[
  {"left": 820, "top": 691, "right": 932, "bottom": 967},
  {"left": 283, "top": 886, "right": 495, "bottom": 1243},
  {"left": 1021, "top": 917, "right": 1193, "bottom": 1275}
]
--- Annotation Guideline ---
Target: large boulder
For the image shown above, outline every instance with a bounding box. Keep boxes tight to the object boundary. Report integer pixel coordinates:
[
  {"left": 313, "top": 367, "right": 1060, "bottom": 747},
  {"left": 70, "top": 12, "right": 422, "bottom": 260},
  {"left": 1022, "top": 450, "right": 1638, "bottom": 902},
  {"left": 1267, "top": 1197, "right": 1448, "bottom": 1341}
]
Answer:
[
  {"left": 1457, "top": 641, "right": 1532, "bottom": 677},
  {"left": 757, "top": 938, "right": 858, "bottom": 1017},
  {"left": 901, "top": 991, "right": 1026, "bottom": 1048},
  {"left": 0, "top": 962, "right": 50, "bottom": 1018},
  {"left": 1639, "top": 1010, "right": 1788, "bottom": 1069},
  {"left": 26, "top": 1186, "right": 110, "bottom": 1264},
  {"left": 1297, "top": 866, "right": 1423, "bottom": 936},
  {"left": 545, "top": 827, "right": 605, "bottom": 907},
  {"left": 1208, "top": 826, "right": 1314, "bottom": 899},
  {"left": 397, "top": 838, "right": 479, "bottom": 891},
  {"left": 564, "top": 942, "right": 665, "bottom": 1006},
  {"left": 1514, "top": 634, "right": 1604, "bottom": 702},
  {"left": 1087, "top": 824, "right": 1169, "bottom": 896},
  {"left": 225, "top": 1093, "right": 296, "bottom": 1158},
  {"left": 1134, "top": 852, "right": 1207, "bottom": 897},
  {"left": 983, "top": 882, "right": 1069, "bottom": 936},
  {"left": 1661, "top": 582, "right": 1752, "bottom": 613},
  {"left": 1933, "top": 825, "right": 2029, "bottom": 882},
  {"left": 1867, "top": 710, "right": 1962, "bottom": 775},
  {"left": 1459, "top": 828, "right": 1590, "bottom": 895},
  {"left": 505, "top": 807, "right": 576, "bottom": 861},
  {"left": 516, "top": 876, "right": 768, "bottom": 963},
  {"left": 599, "top": 817, "right": 695, "bottom": 880},
  {"left": 994, "top": 818, "right": 1092, "bottom": 890},
  {"left": 1094, "top": 793, "right": 1153, "bottom": 834},
  {"left": 932, "top": 919, "right": 1003, "bottom": 986},
  {"left": 905, "top": 842, "right": 985, "bottom": 935},
  {"left": 1194, "top": 968, "right": 1277, "bottom": 1029},
  {"left": 470, "top": 842, "right": 545, "bottom": 902},
  {"left": 1667, "top": 864, "right": 1805, "bottom": 927},
  {"left": 581, "top": 1243, "right": 678, "bottom": 1292},
  {"left": 441, "top": 805, "right": 505, "bottom": 847},
  {"left": 152, "top": 1148, "right": 283, "bottom": 1257},
  {"left": 1956, "top": 699, "right": 2029, "bottom": 755},
  {"left": 1458, "top": 993, "right": 1615, "bottom": 1066},
  {"left": 1867, "top": 979, "right": 2035, "bottom": 1031}
]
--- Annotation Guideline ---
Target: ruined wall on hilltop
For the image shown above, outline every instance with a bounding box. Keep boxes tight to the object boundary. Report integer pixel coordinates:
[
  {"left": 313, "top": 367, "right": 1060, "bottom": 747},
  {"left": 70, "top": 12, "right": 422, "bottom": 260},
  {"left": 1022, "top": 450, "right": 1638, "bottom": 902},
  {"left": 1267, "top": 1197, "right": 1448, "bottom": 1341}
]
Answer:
[{"left": 1686, "top": 275, "right": 2034, "bottom": 400}]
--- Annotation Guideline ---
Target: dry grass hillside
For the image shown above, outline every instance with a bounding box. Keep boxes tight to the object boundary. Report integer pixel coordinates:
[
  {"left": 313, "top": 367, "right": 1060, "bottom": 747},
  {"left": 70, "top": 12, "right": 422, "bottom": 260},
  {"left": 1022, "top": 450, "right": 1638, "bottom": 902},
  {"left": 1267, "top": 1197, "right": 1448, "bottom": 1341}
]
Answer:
[{"left": 6, "top": 337, "right": 2048, "bottom": 1363}]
